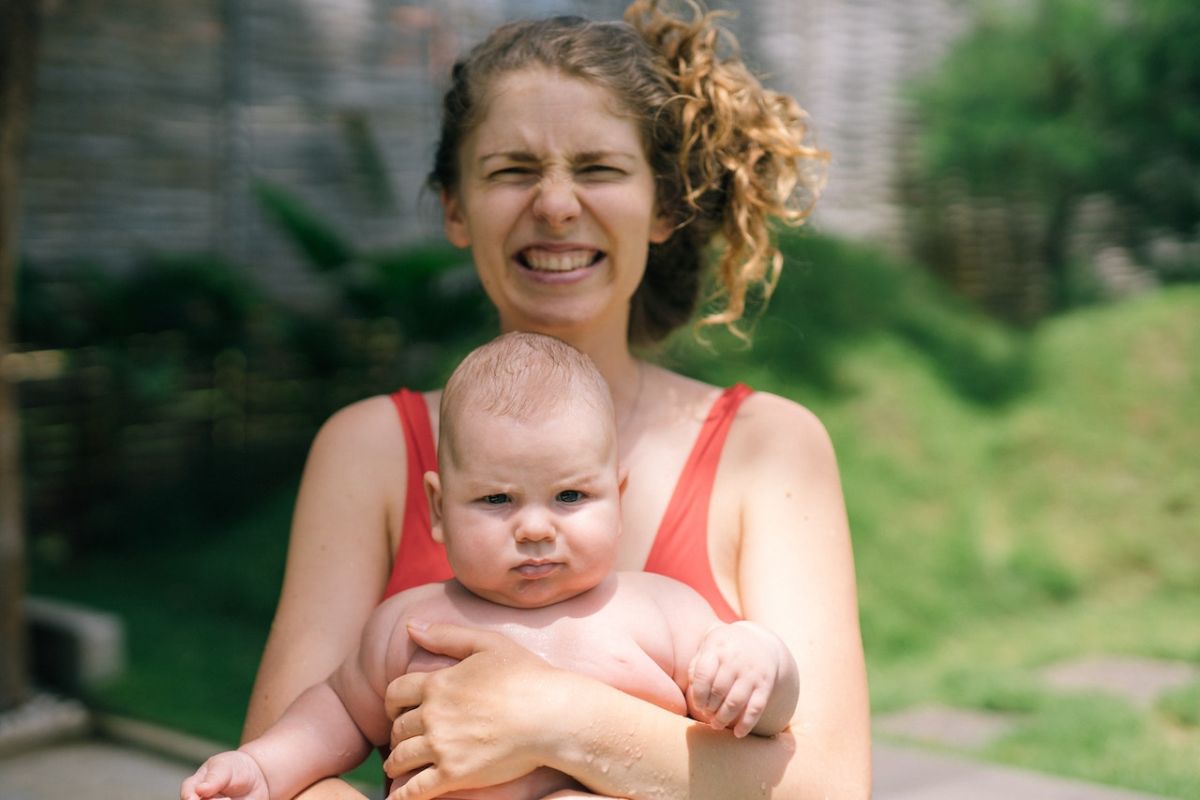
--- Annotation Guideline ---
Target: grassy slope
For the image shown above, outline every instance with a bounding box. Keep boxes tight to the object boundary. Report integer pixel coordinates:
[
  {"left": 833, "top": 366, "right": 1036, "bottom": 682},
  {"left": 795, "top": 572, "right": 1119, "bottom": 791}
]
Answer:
[
  {"left": 29, "top": 235, "right": 1200, "bottom": 795},
  {"left": 670, "top": 235, "right": 1200, "bottom": 796}
]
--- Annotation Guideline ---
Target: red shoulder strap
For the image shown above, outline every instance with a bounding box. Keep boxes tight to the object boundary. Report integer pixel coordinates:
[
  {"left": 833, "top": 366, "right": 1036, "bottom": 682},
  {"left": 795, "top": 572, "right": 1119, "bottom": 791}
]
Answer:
[
  {"left": 383, "top": 389, "right": 452, "bottom": 598},
  {"left": 643, "top": 384, "right": 753, "bottom": 622}
]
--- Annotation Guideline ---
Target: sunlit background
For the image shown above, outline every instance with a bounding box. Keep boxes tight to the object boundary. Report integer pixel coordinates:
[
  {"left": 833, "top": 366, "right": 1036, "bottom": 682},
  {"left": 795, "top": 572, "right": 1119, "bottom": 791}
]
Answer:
[{"left": 2, "top": 0, "right": 1197, "bottom": 796}]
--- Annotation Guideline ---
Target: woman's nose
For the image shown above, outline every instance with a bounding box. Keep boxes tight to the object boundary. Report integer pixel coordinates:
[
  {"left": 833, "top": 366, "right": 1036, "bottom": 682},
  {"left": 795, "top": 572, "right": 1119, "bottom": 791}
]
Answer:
[{"left": 532, "top": 175, "right": 581, "bottom": 228}]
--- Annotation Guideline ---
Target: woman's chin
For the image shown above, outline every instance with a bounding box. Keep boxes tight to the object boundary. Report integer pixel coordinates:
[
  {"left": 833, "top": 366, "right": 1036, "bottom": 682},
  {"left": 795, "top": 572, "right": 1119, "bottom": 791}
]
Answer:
[{"left": 498, "top": 300, "right": 623, "bottom": 339}]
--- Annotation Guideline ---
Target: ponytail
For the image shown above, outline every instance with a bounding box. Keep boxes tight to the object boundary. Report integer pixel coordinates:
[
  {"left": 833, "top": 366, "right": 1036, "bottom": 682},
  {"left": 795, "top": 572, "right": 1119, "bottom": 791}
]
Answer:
[{"left": 627, "top": 0, "right": 826, "bottom": 341}]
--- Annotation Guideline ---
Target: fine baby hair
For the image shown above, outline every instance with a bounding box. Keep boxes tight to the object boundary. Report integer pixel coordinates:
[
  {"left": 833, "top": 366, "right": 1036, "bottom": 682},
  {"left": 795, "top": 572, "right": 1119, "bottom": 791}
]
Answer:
[
  {"left": 429, "top": 0, "right": 827, "bottom": 344},
  {"left": 438, "top": 332, "right": 614, "bottom": 461}
]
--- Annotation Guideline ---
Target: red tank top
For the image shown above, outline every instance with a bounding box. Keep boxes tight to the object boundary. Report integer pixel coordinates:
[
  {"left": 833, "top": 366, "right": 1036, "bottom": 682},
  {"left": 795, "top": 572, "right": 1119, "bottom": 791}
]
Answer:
[{"left": 382, "top": 384, "right": 752, "bottom": 622}]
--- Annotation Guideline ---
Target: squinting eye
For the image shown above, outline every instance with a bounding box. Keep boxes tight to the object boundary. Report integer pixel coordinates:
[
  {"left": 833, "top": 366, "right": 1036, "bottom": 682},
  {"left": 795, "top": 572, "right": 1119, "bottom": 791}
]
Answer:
[
  {"left": 557, "top": 490, "right": 584, "bottom": 503},
  {"left": 483, "top": 494, "right": 511, "bottom": 505},
  {"left": 491, "top": 167, "right": 535, "bottom": 179},
  {"left": 580, "top": 165, "right": 622, "bottom": 176}
]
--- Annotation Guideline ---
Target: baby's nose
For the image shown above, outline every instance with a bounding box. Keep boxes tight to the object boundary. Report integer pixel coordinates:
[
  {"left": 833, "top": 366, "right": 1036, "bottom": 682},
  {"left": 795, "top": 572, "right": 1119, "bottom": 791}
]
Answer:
[{"left": 514, "top": 508, "right": 557, "bottom": 542}]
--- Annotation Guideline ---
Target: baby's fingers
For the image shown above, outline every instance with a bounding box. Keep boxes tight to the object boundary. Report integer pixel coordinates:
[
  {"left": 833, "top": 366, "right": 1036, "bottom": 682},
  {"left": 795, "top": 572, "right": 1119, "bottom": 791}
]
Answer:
[
  {"left": 730, "top": 683, "right": 771, "bottom": 738},
  {"left": 687, "top": 647, "right": 721, "bottom": 717},
  {"left": 709, "top": 674, "right": 754, "bottom": 732},
  {"left": 182, "top": 760, "right": 229, "bottom": 799}
]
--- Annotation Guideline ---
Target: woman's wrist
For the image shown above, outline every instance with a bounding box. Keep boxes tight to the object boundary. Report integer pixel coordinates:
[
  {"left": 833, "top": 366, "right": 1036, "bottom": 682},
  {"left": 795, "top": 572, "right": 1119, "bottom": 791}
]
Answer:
[
  {"left": 537, "top": 672, "right": 680, "bottom": 794},
  {"left": 520, "top": 665, "right": 598, "bottom": 768}
]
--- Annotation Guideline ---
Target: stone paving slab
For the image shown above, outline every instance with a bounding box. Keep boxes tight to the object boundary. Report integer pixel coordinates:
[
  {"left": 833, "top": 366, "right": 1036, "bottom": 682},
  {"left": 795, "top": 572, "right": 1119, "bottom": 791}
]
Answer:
[
  {"left": 874, "top": 704, "right": 1021, "bottom": 750},
  {"left": 0, "top": 740, "right": 190, "bottom": 800},
  {"left": 0, "top": 736, "right": 1177, "bottom": 800},
  {"left": 872, "top": 743, "right": 1171, "bottom": 800},
  {"left": 1038, "top": 655, "right": 1200, "bottom": 710}
]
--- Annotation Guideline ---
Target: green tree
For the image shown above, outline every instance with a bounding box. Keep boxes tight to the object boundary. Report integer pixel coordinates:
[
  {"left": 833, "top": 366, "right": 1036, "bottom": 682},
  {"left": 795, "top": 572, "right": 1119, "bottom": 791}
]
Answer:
[{"left": 911, "top": 0, "right": 1200, "bottom": 308}]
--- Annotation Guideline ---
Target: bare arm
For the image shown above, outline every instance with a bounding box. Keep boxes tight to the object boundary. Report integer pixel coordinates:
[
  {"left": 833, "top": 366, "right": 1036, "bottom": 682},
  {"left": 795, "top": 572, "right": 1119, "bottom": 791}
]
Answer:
[
  {"left": 242, "top": 397, "right": 407, "bottom": 799},
  {"left": 384, "top": 393, "right": 870, "bottom": 799}
]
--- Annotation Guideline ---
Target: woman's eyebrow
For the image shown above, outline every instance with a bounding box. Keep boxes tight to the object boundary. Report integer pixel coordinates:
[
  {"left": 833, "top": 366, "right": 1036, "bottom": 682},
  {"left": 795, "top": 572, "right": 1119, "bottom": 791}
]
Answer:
[
  {"left": 574, "top": 150, "right": 638, "bottom": 164},
  {"left": 478, "top": 150, "right": 540, "bottom": 166},
  {"left": 478, "top": 149, "right": 638, "bottom": 165}
]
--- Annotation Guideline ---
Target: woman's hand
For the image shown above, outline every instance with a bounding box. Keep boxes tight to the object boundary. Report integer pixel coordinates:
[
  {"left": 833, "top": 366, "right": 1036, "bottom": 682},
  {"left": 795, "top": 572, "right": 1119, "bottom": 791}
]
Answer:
[{"left": 383, "top": 621, "right": 574, "bottom": 800}]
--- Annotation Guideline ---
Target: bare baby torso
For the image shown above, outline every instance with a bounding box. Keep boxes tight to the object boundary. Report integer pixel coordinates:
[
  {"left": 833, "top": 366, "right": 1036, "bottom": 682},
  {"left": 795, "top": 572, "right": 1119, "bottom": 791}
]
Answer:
[{"left": 386, "top": 572, "right": 707, "bottom": 800}]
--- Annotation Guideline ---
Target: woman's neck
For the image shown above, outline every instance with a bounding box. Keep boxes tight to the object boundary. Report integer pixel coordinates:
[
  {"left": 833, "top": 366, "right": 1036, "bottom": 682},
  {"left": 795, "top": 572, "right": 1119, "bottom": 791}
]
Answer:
[{"left": 506, "top": 323, "right": 644, "bottom": 431}]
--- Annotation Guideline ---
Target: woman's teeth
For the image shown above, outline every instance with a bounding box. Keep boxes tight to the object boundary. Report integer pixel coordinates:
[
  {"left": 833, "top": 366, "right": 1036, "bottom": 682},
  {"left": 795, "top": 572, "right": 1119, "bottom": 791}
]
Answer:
[{"left": 521, "top": 249, "right": 599, "bottom": 272}]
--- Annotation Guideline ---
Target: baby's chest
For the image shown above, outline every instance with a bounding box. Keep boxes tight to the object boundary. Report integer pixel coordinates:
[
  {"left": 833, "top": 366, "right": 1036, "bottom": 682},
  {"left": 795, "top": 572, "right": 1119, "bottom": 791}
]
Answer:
[{"left": 404, "top": 598, "right": 688, "bottom": 717}]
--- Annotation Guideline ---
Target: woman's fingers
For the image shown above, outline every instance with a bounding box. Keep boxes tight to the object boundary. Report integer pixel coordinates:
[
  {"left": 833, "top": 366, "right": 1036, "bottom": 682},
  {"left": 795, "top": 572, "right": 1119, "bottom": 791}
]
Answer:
[
  {"left": 385, "top": 671, "right": 427, "bottom": 720},
  {"left": 387, "top": 766, "right": 447, "bottom": 800},
  {"left": 383, "top": 733, "right": 434, "bottom": 779},
  {"left": 390, "top": 707, "right": 424, "bottom": 749}
]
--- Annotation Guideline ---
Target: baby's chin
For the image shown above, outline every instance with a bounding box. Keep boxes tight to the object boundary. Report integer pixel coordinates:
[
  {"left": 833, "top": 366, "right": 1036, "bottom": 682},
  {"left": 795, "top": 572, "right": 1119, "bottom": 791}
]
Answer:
[{"left": 475, "top": 576, "right": 611, "bottom": 609}]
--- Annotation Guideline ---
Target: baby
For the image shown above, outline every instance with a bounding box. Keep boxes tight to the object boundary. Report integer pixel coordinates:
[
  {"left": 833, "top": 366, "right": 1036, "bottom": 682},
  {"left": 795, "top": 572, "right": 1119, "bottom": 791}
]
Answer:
[{"left": 182, "top": 332, "right": 798, "bottom": 800}]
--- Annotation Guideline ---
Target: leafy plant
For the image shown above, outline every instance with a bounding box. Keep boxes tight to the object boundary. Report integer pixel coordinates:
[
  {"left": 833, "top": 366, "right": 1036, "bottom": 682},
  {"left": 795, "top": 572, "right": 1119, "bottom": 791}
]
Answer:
[{"left": 909, "top": 0, "right": 1200, "bottom": 309}]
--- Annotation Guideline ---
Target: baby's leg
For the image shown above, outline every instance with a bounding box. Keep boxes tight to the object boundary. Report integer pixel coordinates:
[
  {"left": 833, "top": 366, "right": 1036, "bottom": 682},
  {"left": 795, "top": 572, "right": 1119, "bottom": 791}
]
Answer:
[{"left": 401, "top": 767, "right": 583, "bottom": 800}]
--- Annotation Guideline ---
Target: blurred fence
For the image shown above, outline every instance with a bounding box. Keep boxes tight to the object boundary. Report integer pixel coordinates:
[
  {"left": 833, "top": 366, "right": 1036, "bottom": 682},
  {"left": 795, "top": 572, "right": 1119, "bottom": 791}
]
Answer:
[{"left": 17, "top": 319, "right": 415, "bottom": 556}]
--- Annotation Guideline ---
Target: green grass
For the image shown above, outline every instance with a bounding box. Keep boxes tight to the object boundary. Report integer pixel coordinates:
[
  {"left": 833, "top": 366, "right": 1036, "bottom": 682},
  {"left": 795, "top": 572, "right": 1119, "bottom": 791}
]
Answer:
[{"left": 29, "top": 233, "right": 1200, "bottom": 796}]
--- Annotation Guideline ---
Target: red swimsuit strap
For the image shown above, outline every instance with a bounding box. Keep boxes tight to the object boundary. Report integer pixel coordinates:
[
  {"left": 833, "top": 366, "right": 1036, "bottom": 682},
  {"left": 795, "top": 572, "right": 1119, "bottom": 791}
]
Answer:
[
  {"left": 382, "top": 384, "right": 753, "bottom": 621},
  {"left": 383, "top": 389, "right": 451, "bottom": 598},
  {"left": 642, "top": 384, "right": 754, "bottom": 622}
]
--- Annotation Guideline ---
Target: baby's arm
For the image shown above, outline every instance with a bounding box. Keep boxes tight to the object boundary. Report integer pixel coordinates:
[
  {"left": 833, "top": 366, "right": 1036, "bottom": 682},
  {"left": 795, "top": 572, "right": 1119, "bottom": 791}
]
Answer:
[
  {"left": 182, "top": 596, "right": 412, "bottom": 800},
  {"left": 641, "top": 574, "right": 799, "bottom": 739}
]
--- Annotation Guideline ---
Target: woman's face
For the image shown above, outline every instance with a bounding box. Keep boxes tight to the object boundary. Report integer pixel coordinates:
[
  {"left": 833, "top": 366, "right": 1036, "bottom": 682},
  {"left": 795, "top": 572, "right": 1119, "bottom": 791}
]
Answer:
[{"left": 442, "top": 67, "right": 673, "bottom": 341}]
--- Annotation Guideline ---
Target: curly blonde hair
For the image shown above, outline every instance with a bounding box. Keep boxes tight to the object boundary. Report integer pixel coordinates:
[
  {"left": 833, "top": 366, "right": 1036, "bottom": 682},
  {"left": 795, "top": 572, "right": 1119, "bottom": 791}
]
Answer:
[{"left": 428, "top": 0, "right": 826, "bottom": 344}]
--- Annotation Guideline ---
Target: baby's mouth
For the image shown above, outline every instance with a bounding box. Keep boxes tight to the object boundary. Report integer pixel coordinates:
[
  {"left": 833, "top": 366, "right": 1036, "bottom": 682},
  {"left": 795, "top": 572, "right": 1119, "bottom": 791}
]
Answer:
[
  {"left": 517, "top": 247, "right": 604, "bottom": 272},
  {"left": 515, "top": 561, "right": 562, "bottom": 578}
]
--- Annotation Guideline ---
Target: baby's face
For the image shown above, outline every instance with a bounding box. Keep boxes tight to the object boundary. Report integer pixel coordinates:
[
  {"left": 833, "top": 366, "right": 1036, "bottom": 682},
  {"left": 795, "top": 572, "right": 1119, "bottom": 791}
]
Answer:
[{"left": 430, "top": 402, "right": 622, "bottom": 608}]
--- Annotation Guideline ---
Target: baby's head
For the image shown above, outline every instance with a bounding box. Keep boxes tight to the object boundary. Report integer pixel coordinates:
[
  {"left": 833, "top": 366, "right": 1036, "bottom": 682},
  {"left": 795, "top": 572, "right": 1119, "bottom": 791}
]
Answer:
[{"left": 425, "top": 332, "right": 622, "bottom": 608}]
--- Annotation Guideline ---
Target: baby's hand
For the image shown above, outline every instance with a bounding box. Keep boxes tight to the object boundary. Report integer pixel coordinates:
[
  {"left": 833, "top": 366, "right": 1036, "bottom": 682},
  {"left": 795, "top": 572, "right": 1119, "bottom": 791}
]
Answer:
[
  {"left": 686, "top": 620, "right": 789, "bottom": 738},
  {"left": 181, "top": 750, "right": 269, "bottom": 800}
]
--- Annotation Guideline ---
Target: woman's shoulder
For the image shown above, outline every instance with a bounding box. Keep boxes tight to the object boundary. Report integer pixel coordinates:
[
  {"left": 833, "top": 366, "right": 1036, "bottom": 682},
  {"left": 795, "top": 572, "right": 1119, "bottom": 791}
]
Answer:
[
  {"left": 728, "top": 389, "right": 838, "bottom": 473},
  {"left": 307, "top": 392, "right": 413, "bottom": 470},
  {"left": 648, "top": 367, "right": 830, "bottom": 442}
]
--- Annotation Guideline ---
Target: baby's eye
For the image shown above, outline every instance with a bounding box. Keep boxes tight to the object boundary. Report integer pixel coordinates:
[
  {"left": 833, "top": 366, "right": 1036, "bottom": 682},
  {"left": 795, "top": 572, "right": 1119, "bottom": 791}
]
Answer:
[
  {"left": 483, "top": 493, "right": 511, "bottom": 505},
  {"left": 556, "top": 490, "right": 584, "bottom": 504}
]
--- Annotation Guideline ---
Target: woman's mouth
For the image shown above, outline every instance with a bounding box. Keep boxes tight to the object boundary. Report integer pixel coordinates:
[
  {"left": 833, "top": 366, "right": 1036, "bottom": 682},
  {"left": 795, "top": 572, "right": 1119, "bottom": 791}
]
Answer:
[{"left": 516, "top": 247, "right": 604, "bottom": 273}]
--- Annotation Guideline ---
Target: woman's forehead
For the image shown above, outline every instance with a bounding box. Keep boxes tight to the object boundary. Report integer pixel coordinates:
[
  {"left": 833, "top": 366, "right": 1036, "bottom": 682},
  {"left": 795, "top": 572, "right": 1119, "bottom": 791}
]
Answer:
[{"left": 469, "top": 69, "right": 641, "bottom": 151}]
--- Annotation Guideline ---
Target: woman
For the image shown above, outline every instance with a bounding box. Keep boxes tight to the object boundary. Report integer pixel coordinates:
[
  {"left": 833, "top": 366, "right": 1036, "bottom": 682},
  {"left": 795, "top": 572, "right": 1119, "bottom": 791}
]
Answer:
[{"left": 243, "top": 2, "right": 870, "bottom": 798}]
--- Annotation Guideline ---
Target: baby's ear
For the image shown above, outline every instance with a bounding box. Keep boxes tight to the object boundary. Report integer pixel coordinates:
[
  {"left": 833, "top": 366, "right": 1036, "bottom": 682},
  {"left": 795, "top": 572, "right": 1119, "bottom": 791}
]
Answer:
[{"left": 423, "top": 471, "right": 445, "bottom": 543}]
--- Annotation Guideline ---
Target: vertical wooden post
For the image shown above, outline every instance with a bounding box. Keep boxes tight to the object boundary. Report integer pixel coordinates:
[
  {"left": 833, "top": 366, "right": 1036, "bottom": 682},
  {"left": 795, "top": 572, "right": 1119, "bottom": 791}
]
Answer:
[{"left": 0, "top": 0, "right": 42, "bottom": 711}]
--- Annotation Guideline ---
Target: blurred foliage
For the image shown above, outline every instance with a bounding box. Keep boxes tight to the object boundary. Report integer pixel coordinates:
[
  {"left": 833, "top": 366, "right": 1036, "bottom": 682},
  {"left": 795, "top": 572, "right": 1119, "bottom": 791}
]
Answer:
[
  {"left": 18, "top": 254, "right": 261, "bottom": 356},
  {"left": 255, "top": 180, "right": 493, "bottom": 379},
  {"left": 16, "top": 185, "right": 492, "bottom": 561},
  {"left": 908, "top": 0, "right": 1200, "bottom": 308},
  {"left": 674, "top": 230, "right": 1031, "bottom": 407}
]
